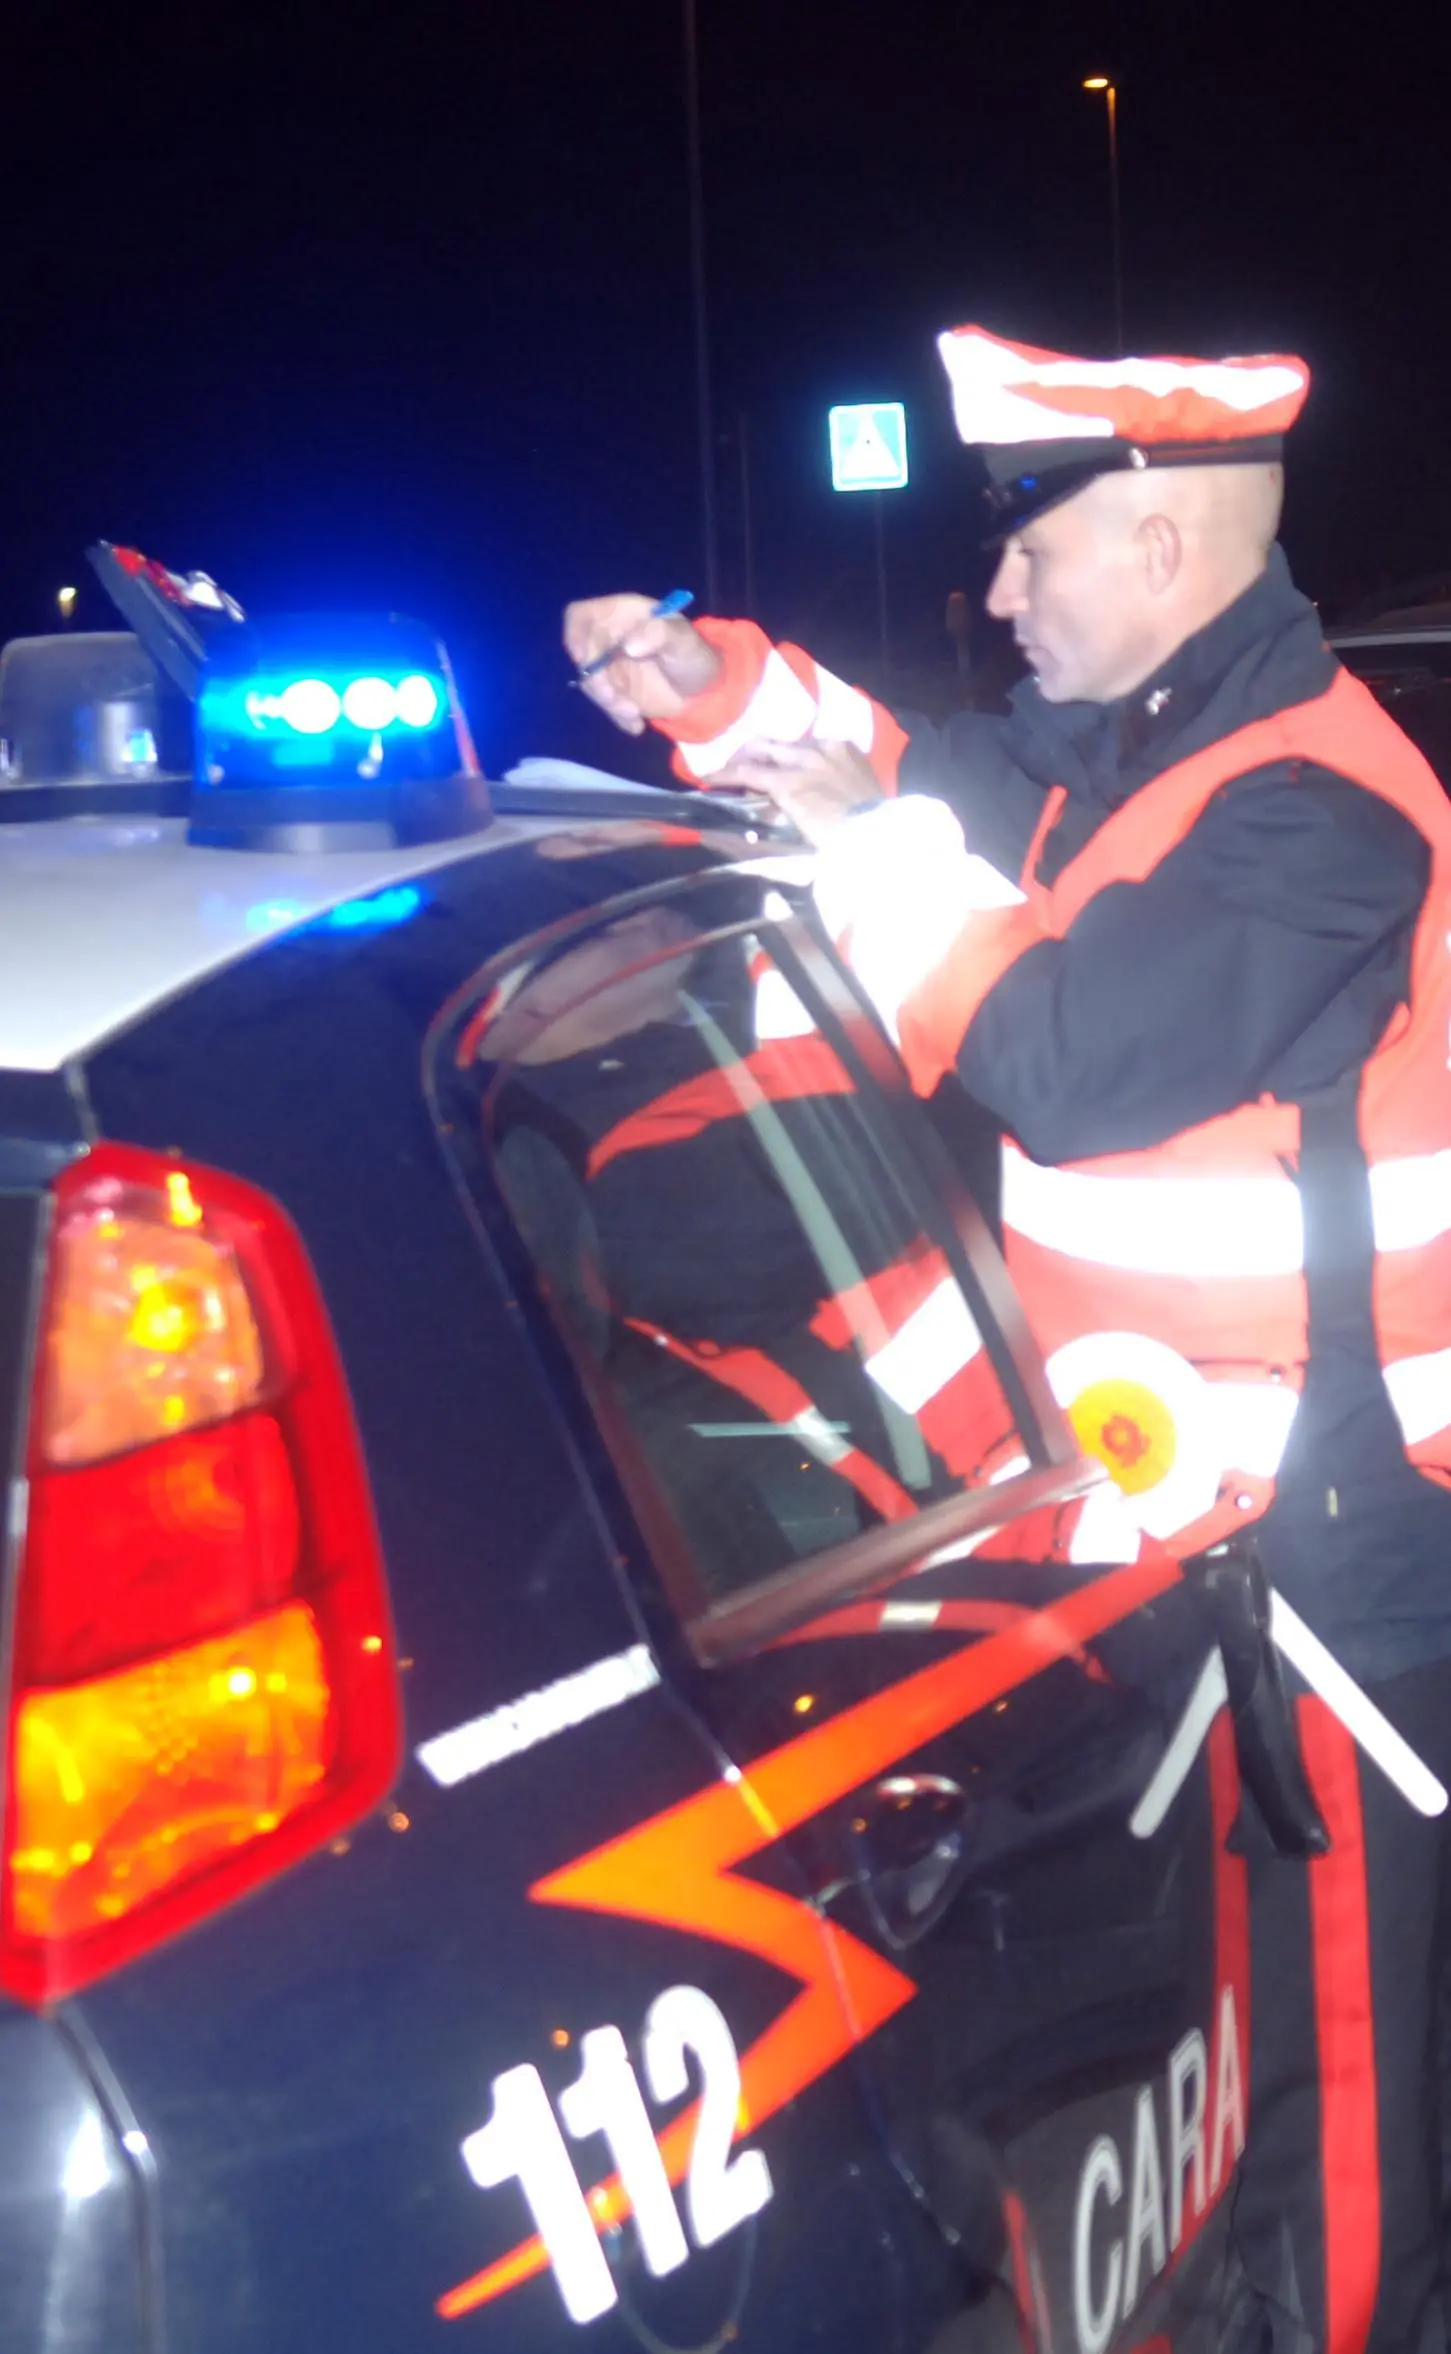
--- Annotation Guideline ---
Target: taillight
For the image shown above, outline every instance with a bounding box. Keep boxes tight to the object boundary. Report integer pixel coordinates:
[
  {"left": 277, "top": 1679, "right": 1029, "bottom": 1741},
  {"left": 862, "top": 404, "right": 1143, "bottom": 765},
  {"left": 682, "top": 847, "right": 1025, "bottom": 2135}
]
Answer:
[{"left": 1, "top": 1144, "right": 401, "bottom": 2005}]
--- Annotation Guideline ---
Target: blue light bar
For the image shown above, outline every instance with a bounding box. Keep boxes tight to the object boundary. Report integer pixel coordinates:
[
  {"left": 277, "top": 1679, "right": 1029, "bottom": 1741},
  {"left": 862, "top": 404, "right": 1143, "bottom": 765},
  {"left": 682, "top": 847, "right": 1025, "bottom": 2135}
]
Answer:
[
  {"left": 199, "top": 667, "right": 446, "bottom": 747},
  {"left": 188, "top": 610, "right": 482, "bottom": 848}
]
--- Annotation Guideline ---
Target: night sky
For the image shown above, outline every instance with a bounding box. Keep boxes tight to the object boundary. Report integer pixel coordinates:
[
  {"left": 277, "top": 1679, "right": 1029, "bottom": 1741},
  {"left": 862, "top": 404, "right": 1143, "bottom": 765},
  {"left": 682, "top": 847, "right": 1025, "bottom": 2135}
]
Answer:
[{"left": 2, "top": 3, "right": 1446, "bottom": 776}]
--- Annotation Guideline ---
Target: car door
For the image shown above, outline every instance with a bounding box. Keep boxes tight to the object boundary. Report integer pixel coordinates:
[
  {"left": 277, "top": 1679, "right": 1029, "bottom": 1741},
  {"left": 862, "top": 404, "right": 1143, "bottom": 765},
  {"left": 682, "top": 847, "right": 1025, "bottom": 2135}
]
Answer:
[
  {"left": 432, "top": 856, "right": 1256, "bottom": 2354},
  {"left": 63, "top": 835, "right": 937, "bottom": 2354}
]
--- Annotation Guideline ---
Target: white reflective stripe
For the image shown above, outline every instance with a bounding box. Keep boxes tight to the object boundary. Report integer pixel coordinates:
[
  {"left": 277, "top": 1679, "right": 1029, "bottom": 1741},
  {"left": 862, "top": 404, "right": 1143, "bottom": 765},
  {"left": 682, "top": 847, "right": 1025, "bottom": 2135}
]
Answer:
[
  {"left": 809, "top": 664, "right": 876, "bottom": 752},
  {"left": 752, "top": 965, "right": 817, "bottom": 1040},
  {"left": 1209, "top": 1382, "right": 1298, "bottom": 1478},
  {"left": 1003, "top": 1148, "right": 1303, "bottom": 1276},
  {"left": 673, "top": 649, "right": 817, "bottom": 778},
  {"left": 881, "top": 1599, "right": 943, "bottom": 1627},
  {"left": 937, "top": 328, "right": 1307, "bottom": 447},
  {"left": 1068, "top": 1479, "right": 1144, "bottom": 1565},
  {"left": 1372, "top": 1150, "right": 1451, "bottom": 1251},
  {"left": 989, "top": 1453, "right": 1031, "bottom": 1484},
  {"left": 417, "top": 1644, "right": 660, "bottom": 1787},
  {"left": 1130, "top": 1650, "right": 1228, "bottom": 1840},
  {"left": 864, "top": 1278, "right": 982, "bottom": 1414},
  {"left": 789, "top": 1406, "right": 852, "bottom": 1466},
  {"left": 813, "top": 796, "right": 1023, "bottom": 1046},
  {"left": 1270, "top": 1594, "right": 1448, "bottom": 1817},
  {"left": 1384, "top": 1346, "right": 1451, "bottom": 1446},
  {"left": 1002, "top": 1143, "right": 1451, "bottom": 1278}
]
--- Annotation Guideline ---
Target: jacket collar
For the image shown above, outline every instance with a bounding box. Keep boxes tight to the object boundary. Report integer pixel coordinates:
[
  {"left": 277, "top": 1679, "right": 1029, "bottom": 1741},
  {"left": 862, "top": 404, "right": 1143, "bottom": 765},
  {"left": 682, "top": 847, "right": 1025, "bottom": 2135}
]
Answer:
[{"left": 1004, "top": 544, "right": 1337, "bottom": 810}]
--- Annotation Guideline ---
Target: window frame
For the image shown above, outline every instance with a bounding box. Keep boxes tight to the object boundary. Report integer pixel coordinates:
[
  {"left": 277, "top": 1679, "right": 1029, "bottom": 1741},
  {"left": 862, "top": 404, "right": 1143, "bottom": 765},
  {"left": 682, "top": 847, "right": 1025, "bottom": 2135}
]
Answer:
[{"left": 425, "top": 860, "right": 1101, "bottom": 1665}]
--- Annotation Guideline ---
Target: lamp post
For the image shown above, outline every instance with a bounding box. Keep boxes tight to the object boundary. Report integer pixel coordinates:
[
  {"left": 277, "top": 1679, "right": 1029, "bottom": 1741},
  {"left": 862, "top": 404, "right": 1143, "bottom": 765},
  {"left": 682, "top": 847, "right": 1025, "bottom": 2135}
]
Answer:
[
  {"left": 683, "top": 0, "right": 719, "bottom": 607},
  {"left": 56, "top": 586, "right": 77, "bottom": 630},
  {"left": 1083, "top": 77, "right": 1124, "bottom": 354}
]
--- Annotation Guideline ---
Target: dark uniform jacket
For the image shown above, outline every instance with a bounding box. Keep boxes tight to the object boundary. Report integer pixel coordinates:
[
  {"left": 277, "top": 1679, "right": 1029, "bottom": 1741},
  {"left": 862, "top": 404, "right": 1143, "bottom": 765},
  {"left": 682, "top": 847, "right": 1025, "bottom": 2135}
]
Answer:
[{"left": 896, "top": 547, "right": 1451, "bottom": 1680}]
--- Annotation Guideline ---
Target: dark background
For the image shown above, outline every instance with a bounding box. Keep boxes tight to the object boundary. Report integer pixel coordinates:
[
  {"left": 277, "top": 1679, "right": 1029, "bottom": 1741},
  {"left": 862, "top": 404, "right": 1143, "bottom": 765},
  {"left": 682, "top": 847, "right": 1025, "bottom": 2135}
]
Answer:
[{"left": 0, "top": 1, "right": 1443, "bottom": 775}]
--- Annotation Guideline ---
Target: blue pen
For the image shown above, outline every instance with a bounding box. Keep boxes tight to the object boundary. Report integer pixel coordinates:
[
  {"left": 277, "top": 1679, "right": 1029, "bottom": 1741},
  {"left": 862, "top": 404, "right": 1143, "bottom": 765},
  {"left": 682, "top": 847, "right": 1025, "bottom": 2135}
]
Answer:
[{"left": 572, "top": 589, "right": 695, "bottom": 682}]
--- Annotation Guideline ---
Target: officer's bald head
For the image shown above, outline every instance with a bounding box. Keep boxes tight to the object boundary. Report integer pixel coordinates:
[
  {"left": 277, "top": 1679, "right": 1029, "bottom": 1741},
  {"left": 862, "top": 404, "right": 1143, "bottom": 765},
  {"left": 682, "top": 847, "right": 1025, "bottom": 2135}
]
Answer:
[{"left": 986, "top": 461, "right": 1286, "bottom": 704}]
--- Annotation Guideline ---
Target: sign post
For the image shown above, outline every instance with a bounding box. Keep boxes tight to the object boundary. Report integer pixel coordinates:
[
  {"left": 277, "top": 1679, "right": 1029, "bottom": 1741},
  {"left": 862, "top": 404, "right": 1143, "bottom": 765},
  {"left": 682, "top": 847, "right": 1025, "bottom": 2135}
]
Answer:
[{"left": 827, "top": 402, "right": 909, "bottom": 671}]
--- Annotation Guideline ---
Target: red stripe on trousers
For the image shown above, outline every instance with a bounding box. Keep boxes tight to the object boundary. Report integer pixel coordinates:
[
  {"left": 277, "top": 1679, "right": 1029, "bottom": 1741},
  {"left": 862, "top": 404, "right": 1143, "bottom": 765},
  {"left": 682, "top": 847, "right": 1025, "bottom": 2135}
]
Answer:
[
  {"left": 1299, "top": 1697, "right": 1380, "bottom": 2354},
  {"left": 1001, "top": 2189, "right": 1039, "bottom": 2354}
]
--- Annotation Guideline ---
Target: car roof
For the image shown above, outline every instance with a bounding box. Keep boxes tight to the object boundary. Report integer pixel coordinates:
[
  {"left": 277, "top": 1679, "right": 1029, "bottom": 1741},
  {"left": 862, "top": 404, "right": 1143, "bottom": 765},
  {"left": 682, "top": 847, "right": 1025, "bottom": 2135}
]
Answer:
[
  {"left": 0, "top": 813, "right": 549, "bottom": 1075},
  {"left": 1331, "top": 605, "right": 1451, "bottom": 646}
]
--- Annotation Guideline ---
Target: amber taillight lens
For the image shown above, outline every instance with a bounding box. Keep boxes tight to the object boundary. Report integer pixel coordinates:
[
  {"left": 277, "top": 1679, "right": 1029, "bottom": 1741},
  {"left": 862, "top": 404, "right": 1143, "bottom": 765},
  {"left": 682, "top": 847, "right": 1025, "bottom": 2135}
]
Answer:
[{"left": 2, "top": 1144, "right": 401, "bottom": 2005}]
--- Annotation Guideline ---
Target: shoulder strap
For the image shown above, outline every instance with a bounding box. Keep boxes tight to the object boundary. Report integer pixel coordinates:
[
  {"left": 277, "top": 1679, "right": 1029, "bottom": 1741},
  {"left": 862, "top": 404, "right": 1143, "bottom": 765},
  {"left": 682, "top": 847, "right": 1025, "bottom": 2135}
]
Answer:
[{"left": 1036, "top": 670, "right": 1447, "bottom": 937}]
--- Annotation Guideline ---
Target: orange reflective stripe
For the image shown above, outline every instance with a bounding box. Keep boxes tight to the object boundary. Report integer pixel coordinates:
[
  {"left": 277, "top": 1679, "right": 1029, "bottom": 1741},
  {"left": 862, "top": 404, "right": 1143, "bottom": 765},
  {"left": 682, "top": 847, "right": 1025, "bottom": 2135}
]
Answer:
[
  {"left": 656, "top": 616, "right": 909, "bottom": 792},
  {"left": 586, "top": 1037, "right": 855, "bottom": 1178},
  {"left": 435, "top": 1551, "right": 1181, "bottom": 2322},
  {"left": 895, "top": 900, "right": 1043, "bottom": 1095},
  {"left": 770, "top": 1595, "right": 1112, "bottom": 1681},
  {"left": 808, "top": 1238, "right": 949, "bottom": 1352},
  {"left": 660, "top": 615, "right": 775, "bottom": 772}
]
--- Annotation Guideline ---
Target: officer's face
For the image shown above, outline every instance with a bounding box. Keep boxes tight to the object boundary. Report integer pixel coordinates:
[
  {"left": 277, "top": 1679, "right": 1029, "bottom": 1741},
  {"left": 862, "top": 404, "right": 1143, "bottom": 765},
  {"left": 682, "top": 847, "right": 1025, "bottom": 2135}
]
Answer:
[{"left": 985, "top": 481, "right": 1165, "bottom": 704}]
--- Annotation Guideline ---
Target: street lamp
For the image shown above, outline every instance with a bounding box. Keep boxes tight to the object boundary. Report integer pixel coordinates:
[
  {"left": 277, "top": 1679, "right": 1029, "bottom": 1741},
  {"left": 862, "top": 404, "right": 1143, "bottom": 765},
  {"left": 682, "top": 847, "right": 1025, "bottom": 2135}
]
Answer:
[
  {"left": 56, "top": 586, "right": 77, "bottom": 629},
  {"left": 1083, "top": 76, "right": 1124, "bottom": 354},
  {"left": 683, "top": 0, "right": 719, "bottom": 608}
]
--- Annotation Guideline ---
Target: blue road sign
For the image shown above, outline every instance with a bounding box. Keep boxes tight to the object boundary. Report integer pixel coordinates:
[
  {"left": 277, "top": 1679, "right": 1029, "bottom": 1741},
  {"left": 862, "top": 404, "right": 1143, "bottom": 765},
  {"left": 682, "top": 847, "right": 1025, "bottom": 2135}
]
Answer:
[{"left": 828, "top": 402, "right": 909, "bottom": 493}]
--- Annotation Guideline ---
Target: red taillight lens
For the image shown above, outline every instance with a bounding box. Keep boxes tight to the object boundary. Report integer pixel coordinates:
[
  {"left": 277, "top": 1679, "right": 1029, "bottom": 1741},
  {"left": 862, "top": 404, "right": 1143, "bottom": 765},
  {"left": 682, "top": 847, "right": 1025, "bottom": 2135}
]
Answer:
[{"left": 2, "top": 1145, "right": 402, "bottom": 2006}]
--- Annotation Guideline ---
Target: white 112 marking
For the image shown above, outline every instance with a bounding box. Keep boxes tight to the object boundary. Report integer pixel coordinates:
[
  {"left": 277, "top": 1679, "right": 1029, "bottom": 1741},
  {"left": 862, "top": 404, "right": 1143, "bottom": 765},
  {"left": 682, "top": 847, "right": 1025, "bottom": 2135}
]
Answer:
[{"left": 461, "top": 1984, "right": 774, "bottom": 2325}]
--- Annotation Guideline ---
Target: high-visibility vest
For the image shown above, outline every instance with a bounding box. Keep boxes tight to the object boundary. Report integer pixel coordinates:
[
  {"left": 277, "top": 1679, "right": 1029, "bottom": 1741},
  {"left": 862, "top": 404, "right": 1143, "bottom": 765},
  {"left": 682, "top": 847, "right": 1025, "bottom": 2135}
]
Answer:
[{"left": 896, "top": 667, "right": 1451, "bottom": 1565}]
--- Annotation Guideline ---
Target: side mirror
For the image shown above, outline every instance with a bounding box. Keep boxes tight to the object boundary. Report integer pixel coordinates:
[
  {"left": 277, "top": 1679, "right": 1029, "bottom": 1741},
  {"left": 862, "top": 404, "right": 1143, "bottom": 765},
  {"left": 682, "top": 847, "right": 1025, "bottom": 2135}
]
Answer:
[{"left": 851, "top": 1773, "right": 967, "bottom": 1949}]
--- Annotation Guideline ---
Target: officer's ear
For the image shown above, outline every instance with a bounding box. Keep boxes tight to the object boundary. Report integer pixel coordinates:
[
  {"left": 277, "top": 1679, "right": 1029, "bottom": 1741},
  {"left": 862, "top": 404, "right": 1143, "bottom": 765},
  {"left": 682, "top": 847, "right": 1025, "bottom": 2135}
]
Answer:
[{"left": 1136, "top": 511, "right": 1183, "bottom": 597}]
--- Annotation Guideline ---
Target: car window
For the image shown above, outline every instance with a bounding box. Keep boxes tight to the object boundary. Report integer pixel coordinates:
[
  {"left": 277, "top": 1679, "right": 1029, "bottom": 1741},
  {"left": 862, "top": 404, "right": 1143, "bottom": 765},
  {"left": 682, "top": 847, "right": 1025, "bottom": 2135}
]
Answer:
[
  {"left": 430, "top": 878, "right": 1089, "bottom": 1656},
  {"left": 1336, "top": 638, "right": 1451, "bottom": 690},
  {"left": 1369, "top": 683, "right": 1451, "bottom": 787}
]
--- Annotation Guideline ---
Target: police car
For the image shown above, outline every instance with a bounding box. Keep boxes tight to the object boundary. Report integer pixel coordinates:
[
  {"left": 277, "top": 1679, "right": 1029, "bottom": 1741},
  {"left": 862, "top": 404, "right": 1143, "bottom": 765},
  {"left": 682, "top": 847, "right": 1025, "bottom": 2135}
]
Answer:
[{"left": 0, "top": 548, "right": 1298, "bottom": 2354}]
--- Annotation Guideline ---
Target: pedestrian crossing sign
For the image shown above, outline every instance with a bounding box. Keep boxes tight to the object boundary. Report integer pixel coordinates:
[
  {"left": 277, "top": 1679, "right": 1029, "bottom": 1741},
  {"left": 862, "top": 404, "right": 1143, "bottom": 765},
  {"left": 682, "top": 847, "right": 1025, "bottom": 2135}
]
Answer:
[{"left": 829, "top": 401, "right": 909, "bottom": 493}]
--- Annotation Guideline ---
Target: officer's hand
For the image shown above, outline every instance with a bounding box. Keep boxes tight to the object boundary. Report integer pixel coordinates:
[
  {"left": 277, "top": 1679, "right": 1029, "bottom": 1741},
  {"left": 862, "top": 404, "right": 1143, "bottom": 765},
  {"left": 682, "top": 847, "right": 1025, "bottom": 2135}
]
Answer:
[
  {"left": 711, "top": 737, "right": 883, "bottom": 847},
  {"left": 562, "top": 595, "right": 722, "bottom": 736}
]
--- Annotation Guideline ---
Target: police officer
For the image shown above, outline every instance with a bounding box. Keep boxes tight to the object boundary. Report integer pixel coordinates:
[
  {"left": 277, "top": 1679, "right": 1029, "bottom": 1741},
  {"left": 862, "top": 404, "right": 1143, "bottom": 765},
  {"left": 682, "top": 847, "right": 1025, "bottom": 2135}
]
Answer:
[{"left": 565, "top": 326, "right": 1451, "bottom": 2352}]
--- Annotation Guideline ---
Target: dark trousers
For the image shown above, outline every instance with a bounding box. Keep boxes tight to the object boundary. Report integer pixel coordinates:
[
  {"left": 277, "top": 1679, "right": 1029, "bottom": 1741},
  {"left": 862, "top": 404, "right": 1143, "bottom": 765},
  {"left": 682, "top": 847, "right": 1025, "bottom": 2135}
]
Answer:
[{"left": 1235, "top": 1662, "right": 1451, "bottom": 2354}]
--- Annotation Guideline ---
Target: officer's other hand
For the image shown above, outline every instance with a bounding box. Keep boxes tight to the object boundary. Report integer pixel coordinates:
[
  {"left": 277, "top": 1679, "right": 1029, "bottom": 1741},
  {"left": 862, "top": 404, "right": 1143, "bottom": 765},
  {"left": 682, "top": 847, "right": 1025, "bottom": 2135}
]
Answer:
[
  {"left": 562, "top": 595, "right": 722, "bottom": 736},
  {"left": 711, "top": 737, "right": 883, "bottom": 847}
]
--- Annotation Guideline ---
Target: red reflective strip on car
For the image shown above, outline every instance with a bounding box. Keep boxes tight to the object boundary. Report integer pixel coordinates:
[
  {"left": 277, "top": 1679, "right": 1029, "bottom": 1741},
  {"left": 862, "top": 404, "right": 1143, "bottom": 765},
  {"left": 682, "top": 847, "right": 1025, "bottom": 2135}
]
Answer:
[
  {"left": 771, "top": 1597, "right": 1030, "bottom": 1645},
  {"left": 769, "top": 1596, "right": 1112, "bottom": 1679},
  {"left": 1300, "top": 1698, "right": 1381, "bottom": 2354},
  {"left": 436, "top": 1549, "right": 1183, "bottom": 2321}
]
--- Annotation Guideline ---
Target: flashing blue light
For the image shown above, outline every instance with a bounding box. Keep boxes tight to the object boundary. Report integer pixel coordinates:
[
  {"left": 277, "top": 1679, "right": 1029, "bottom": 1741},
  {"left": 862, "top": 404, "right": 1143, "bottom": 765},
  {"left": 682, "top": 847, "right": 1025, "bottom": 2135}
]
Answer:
[
  {"left": 195, "top": 620, "right": 460, "bottom": 804},
  {"left": 241, "top": 887, "right": 426, "bottom": 938},
  {"left": 341, "top": 676, "right": 397, "bottom": 730},
  {"left": 278, "top": 679, "right": 342, "bottom": 734},
  {"left": 244, "top": 898, "right": 308, "bottom": 933},
  {"left": 322, "top": 884, "right": 426, "bottom": 932},
  {"left": 395, "top": 673, "right": 440, "bottom": 728},
  {"left": 201, "top": 667, "right": 449, "bottom": 742}
]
